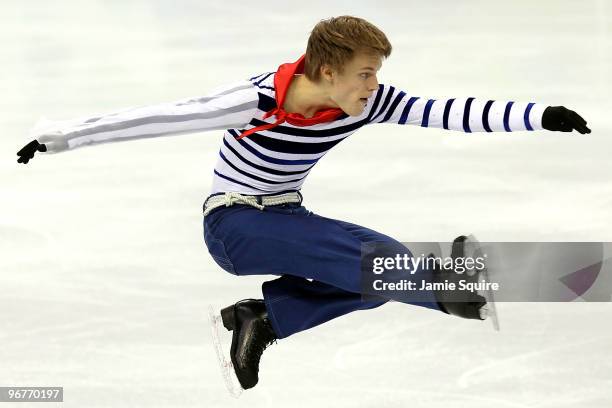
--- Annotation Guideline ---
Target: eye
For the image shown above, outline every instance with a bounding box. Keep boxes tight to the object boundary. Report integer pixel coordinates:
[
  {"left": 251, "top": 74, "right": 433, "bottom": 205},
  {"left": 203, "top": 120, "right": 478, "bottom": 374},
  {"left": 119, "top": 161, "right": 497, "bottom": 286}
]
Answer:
[{"left": 360, "top": 73, "right": 370, "bottom": 79}]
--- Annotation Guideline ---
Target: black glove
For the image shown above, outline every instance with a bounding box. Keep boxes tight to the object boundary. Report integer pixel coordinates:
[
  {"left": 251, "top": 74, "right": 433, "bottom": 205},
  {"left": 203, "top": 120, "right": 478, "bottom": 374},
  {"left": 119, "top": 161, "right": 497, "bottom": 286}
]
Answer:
[
  {"left": 17, "top": 139, "right": 47, "bottom": 164},
  {"left": 542, "top": 106, "right": 591, "bottom": 134}
]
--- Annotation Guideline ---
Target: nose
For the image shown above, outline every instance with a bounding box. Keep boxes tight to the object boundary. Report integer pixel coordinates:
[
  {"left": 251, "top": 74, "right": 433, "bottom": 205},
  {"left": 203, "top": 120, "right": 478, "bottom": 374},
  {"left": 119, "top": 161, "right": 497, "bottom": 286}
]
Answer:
[{"left": 367, "top": 75, "right": 379, "bottom": 92}]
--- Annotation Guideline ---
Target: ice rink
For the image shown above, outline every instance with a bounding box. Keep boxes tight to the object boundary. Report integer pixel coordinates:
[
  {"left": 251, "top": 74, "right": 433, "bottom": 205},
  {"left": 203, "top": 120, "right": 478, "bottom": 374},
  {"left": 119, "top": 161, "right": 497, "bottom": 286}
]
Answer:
[{"left": 2, "top": 0, "right": 611, "bottom": 406}]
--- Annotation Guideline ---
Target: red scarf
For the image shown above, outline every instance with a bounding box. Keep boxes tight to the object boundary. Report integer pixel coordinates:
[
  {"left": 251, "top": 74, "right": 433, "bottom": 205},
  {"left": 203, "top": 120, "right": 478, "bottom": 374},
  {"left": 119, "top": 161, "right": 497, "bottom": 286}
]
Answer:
[{"left": 235, "top": 54, "right": 345, "bottom": 140}]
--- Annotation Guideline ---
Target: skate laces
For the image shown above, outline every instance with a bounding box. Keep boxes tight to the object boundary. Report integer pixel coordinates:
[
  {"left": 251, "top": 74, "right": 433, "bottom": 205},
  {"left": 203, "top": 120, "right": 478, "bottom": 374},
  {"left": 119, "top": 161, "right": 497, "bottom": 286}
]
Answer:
[{"left": 246, "top": 320, "right": 277, "bottom": 373}]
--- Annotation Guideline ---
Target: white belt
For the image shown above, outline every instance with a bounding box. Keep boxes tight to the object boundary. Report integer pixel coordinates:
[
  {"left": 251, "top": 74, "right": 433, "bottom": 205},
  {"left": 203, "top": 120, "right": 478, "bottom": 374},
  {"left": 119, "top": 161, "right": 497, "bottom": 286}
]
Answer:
[{"left": 203, "top": 191, "right": 302, "bottom": 217}]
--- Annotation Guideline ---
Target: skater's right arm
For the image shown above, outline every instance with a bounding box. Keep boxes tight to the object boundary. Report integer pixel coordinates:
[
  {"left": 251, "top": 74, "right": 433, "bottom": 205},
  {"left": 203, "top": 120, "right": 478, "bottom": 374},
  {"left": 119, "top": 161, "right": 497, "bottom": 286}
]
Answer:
[{"left": 17, "top": 80, "right": 259, "bottom": 164}]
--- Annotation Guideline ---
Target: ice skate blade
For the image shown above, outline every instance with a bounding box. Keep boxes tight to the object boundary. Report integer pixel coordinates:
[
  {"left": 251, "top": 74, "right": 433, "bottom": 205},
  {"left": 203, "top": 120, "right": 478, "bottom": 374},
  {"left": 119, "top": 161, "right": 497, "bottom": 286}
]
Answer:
[
  {"left": 465, "top": 235, "right": 500, "bottom": 332},
  {"left": 207, "top": 305, "right": 243, "bottom": 398},
  {"left": 478, "top": 305, "right": 489, "bottom": 320},
  {"left": 480, "top": 269, "right": 500, "bottom": 331}
]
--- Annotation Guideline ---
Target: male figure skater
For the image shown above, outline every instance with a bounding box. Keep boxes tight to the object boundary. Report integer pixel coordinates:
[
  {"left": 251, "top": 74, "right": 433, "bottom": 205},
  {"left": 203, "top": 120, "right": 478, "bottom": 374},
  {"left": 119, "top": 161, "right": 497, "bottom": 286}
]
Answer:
[{"left": 17, "top": 16, "right": 590, "bottom": 390}]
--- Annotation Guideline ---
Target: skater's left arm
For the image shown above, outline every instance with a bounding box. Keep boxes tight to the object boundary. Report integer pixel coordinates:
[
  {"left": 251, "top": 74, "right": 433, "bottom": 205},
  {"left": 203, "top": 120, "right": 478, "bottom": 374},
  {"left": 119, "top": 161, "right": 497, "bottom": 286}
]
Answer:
[{"left": 365, "top": 84, "right": 591, "bottom": 134}]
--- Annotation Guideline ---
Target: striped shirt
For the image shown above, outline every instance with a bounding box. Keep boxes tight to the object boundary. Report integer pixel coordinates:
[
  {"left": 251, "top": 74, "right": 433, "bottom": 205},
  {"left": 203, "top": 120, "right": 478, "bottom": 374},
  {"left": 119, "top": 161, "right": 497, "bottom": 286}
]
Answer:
[{"left": 36, "top": 71, "right": 547, "bottom": 195}]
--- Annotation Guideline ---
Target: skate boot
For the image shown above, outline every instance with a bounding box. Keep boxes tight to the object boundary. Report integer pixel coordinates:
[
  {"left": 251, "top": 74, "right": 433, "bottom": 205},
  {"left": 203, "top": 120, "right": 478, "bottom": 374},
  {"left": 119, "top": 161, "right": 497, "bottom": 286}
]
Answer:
[
  {"left": 220, "top": 299, "right": 277, "bottom": 389},
  {"left": 432, "top": 235, "right": 488, "bottom": 320}
]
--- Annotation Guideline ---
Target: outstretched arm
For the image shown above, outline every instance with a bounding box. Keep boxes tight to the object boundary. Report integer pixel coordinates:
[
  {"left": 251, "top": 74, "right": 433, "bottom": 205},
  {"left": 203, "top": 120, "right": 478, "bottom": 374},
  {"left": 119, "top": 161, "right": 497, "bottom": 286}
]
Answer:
[
  {"left": 17, "top": 79, "right": 259, "bottom": 164},
  {"left": 366, "top": 84, "right": 590, "bottom": 134}
]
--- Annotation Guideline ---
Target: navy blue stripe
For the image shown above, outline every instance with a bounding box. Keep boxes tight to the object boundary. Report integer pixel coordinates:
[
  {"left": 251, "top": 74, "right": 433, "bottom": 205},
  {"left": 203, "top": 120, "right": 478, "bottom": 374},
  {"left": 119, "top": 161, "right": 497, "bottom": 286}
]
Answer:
[
  {"left": 219, "top": 151, "right": 305, "bottom": 185},
  {"left": 248, "top": 117, "right": 367, "bottom": 138},
  {"left": 366, "top": 84, "right": 385, "bottom": 122},
  {"left": 336, "top": 112, "right": 350, "bottom": 121},
  {"left": 253, "top": 72, "right": 273, "bottom": 86},
  {"left": 399, "top": 97, "right": 420, "bottom": 124},
  {"left": 442, "top": 99, "right": 455, "bottom": 130},
  {"left": 482, "top": 100, "right": 494, "bottom": 132},
  {"left": 380, "top": 91, "right": 406, "bottom": 123},
  {"left": 371, "top": 86, "right": 395, "bottom": 122},
  {"left": 249, "top": 72, "right": 268, "bottom": 81},
  {"left": 524, "top": 102, "right": 534, "bottom": 131},
  {"left": 421, "top": 99, "right": 435, "bottom": 127},
  {"left": 228, "top": 129, "right": 318, "bottom": 165},
  {"left": 213, "top": 170, "right": 270, "bottom": 192},
  {"left": 463, "top": 97, "right": 475, "bottom": 133},
  {"left": 503, "top": 101, "right": 514, "bottom": 132},
  {"left": 249, "top": 72, "right": 275, "bottom": 90},
  {"left": 222, "top": 138, "right": 312, "bottom": 176},
  {"left": 254, "top": 84, "right": 274, "bottom": 91},
  {"left": 258, "top": 93, "right": 277, "bottom": 112}
]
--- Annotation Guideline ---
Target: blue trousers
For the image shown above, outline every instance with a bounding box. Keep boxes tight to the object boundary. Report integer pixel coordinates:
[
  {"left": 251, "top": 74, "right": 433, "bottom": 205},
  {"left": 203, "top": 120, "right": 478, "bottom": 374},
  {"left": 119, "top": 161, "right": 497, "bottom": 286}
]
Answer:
[{"left": 203, "top": 197, "right": 443, "bottom": 339}]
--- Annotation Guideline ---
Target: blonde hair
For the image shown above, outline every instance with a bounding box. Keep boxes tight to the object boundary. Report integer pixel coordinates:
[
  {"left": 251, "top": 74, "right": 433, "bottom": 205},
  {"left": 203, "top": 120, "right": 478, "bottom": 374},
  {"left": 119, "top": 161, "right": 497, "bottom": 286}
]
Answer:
[{"left": 304, "top": 16, "right": 392, "bottom": 82}]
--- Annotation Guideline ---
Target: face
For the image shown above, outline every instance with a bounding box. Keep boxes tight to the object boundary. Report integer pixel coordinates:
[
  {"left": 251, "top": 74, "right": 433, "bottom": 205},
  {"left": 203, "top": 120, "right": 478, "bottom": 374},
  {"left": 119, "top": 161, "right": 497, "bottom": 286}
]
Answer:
[{"left": 323, "top": 52, "right": 383, "bottom": 116}]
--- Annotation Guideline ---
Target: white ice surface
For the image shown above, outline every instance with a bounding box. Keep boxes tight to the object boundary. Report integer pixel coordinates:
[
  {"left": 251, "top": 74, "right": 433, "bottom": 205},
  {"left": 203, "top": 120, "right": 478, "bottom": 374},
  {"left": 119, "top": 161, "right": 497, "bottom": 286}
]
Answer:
[{"left": 1, "top": 1, "right": 611, "bottom": 407}]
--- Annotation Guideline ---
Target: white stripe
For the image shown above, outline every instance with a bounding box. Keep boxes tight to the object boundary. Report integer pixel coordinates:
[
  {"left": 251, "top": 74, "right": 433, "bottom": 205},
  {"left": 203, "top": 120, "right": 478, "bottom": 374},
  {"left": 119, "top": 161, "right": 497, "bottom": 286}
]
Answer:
[
  {"left": 468, "top": 99, "right": 488, "bottom": 132},
  {"left": 487, "top": 101, "right": 508, "bottom": 132},
  {"left": 508, "top": 101, "right": 529, "bottom": 131},
  {"left": 404, "top": 97, "right": 428, "bottom": 126},
  {"left": 211, "top": 174, "right": 263, "bottom": 195},
  {"left": 529, "top": 103, "right": 546, "bottom": 130},
  {"left": 240, "top": 135, "right": 327, "bottom": 161},
  {"left": 253, "top": 126, "right": 355, "bottom": 143},
  {"left": 426, "top": 99, "right": 447, "bottom": 128},
  {"left": 446, "top": 98, "right": 469, "bottom": 130}
]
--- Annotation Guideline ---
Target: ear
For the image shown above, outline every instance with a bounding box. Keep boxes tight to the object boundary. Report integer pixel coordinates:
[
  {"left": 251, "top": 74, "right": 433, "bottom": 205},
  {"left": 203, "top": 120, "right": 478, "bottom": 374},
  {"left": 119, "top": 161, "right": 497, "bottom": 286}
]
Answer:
[{"left": 320, "top": 64, "right": 336, "bottom": 84}]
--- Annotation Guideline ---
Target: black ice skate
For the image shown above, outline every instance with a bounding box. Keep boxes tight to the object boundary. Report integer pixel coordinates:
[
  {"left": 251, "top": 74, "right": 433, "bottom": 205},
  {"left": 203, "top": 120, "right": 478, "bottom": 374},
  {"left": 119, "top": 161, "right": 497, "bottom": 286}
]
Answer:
[
  {"left": 219, "top": 299, "right": 277, "bottom": 389},
  {"left": 431, "top": 235, "right": 489, "bottom": 321}
]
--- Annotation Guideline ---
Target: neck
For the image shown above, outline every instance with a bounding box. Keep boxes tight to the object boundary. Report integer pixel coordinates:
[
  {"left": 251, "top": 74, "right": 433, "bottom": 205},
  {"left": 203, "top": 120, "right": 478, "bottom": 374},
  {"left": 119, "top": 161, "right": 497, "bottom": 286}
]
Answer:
[{"left": 283, "top": 75, "right": 338, "bottom": 118}]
